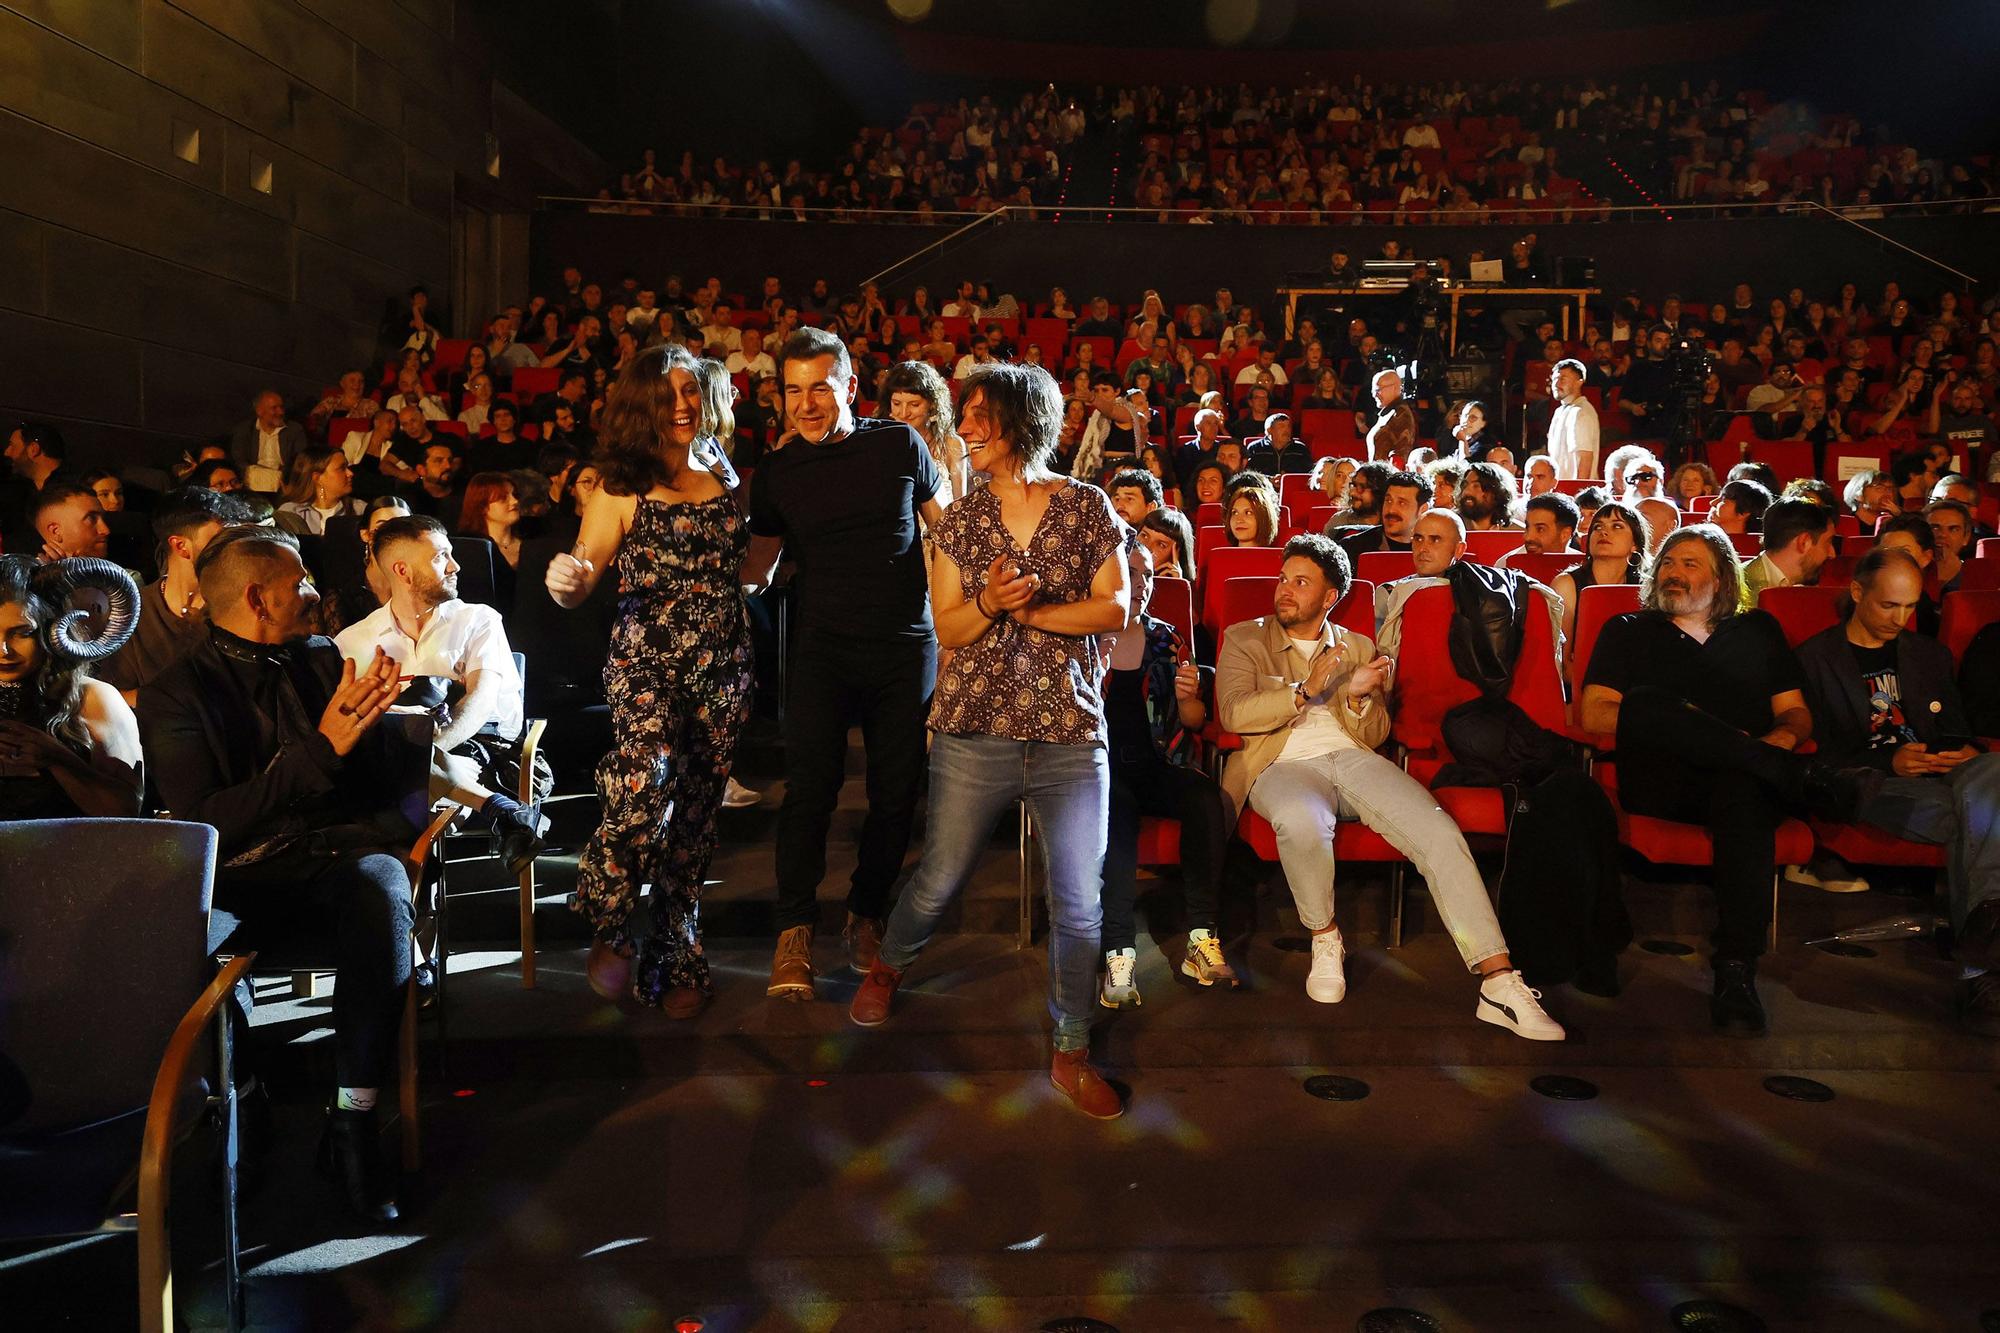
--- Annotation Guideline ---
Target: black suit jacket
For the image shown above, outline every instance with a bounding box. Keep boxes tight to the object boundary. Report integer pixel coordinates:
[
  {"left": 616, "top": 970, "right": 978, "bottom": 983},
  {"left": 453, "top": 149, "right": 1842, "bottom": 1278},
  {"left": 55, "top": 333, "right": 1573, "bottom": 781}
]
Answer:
[
  {"left": 1795, "top": 623, "right": 1969, "bottom": 771},
  {"left": 138, "top": 632, "right": 425, "bottom": 859},
  {"left": 228, "top": 420, "right": 306, "bottom": 476}
]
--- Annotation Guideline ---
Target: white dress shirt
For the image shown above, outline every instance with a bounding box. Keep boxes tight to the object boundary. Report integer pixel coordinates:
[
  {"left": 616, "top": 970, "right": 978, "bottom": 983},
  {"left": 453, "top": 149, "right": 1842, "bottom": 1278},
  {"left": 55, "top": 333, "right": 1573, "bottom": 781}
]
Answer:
[
  {"left": 1546, "top": 392, "right": 1600, "bottom": 480},
  {"left": 334, "top": 599, "right": 523, "bottom": 740}
]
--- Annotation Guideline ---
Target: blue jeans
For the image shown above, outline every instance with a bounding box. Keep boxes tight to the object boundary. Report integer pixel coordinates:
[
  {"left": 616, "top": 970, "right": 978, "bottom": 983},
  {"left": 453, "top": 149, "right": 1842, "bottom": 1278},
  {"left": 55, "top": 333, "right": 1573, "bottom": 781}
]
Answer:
[
  {"left": 1858, "top": 752, "right": 2000, "bottom": 934},
  {"left": 877, "top": 732, "right": 1108, "bottom": 1051}
]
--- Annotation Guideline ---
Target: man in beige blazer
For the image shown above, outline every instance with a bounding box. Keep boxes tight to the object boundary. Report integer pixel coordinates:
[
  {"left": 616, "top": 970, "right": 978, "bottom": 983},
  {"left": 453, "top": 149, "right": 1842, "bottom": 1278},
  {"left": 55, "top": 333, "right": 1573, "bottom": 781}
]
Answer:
[{"left": 1215, "top": 534, "right": 1564, "bottom": 1040}]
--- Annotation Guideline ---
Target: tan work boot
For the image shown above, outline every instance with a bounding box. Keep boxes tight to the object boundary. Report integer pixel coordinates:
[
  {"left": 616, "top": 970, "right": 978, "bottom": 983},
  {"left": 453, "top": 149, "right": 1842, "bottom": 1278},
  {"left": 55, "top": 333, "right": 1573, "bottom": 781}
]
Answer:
[
  {"left": 767, "top": 924, "right": 816, "bottom": 1000},
  {"left": 844, "top": 913, "right": 884, "bottom": 975}
]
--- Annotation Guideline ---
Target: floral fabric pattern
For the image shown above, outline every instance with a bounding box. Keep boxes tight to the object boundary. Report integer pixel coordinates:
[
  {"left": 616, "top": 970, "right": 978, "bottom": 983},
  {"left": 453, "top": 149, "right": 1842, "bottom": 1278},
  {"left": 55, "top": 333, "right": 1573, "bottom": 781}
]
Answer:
[
  {"left": 928, "top": 479, "right": 1123, "bottom": 746},
  {"left": 571, "top": 493, "right": 753, "bottom": 1002}
]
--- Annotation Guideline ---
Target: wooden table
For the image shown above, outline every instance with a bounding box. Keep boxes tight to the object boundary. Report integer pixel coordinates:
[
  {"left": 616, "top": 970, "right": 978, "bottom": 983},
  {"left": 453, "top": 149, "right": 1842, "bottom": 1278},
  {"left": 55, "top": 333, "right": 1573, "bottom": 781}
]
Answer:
[{"left": 1278, "top": 285, "right": 1599, "bottom": 354}]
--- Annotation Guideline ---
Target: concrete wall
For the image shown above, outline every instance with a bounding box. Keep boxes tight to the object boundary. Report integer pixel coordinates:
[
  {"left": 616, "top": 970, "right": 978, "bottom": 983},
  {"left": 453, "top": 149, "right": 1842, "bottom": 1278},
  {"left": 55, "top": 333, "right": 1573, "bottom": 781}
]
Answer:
[{"left": 0, "top": 0, "right": 604, "bottom": 468}]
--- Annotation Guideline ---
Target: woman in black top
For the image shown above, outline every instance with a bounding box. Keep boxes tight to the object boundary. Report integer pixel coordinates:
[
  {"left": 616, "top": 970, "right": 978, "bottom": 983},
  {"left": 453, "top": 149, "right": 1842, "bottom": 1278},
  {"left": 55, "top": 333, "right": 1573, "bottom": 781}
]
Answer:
[
  {"left": 1098, "top": 531, "right": 1237, "bottom": 1006},
  {"left": 0, "top": 556, "right": 144, "bottom": 820}
]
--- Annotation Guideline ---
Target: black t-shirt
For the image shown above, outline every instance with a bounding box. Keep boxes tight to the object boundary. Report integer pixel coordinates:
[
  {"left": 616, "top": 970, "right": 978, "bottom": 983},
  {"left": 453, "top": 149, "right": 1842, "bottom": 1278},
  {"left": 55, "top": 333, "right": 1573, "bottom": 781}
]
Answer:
[
  {"left": 1847, "top": 640, "right": 1915, "bottom": 751},
  {"left": 748, "top": 417, "right": 942, "bottom": 641},
  {"left": 1583, "top": 608, "right": 1802, "bottom": 736}
]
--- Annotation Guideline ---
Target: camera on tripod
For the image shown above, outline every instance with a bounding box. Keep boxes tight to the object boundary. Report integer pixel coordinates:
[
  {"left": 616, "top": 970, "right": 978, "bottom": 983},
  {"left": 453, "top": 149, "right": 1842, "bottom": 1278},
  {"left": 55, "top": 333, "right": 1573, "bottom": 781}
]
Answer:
[{"left": 1664, "top": 334, "right": 1715, "bottom": 399}]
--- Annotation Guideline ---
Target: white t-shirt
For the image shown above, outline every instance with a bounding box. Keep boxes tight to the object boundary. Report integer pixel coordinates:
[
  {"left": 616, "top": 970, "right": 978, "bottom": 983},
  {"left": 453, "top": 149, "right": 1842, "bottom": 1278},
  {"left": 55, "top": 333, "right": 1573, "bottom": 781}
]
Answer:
[
  {"left": 387, "top": 392, "right": 449, "bottom": 421},
  {"left": 333, "top": 599, "right": 523, "bottom": 740},
  {"left": 1236, "top": 361, "right": 1289, "bottom": 386},
  {"left": 1276, "top": 637, "right": 1366, "bottom": 764},
  {"left": 726, "top": 350, "right": 776, "bottom": 378}
]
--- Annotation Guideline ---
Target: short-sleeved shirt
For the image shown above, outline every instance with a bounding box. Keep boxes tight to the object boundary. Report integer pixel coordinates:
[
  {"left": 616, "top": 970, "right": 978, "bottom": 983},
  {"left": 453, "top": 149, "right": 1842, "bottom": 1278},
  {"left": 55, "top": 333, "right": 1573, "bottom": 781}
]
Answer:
[
  {"left": 1849, "top": 640, "right": 1915, "bottom": 750},
  {"left": 333, "top": 598, "right": 523, "bottom": 740},
  {"left": 748, "top": 417, "right": 942, "bottom": 641},
  {"left": 1583, "top": 608, "right": 1802, "bottom": 737},
  {"left": 927, "top": 480, "right": 1124, "bottom": 746}
]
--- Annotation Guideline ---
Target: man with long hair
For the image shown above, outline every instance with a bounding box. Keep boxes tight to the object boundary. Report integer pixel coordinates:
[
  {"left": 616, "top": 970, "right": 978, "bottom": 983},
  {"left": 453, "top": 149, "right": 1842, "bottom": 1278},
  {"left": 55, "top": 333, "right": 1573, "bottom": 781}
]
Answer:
[
  {"left": 743, "top": 329, "right": 946, "bottom": 1000},
  {"left": 1578, "top": 525, "right": 1872, "bottom": 1037}
]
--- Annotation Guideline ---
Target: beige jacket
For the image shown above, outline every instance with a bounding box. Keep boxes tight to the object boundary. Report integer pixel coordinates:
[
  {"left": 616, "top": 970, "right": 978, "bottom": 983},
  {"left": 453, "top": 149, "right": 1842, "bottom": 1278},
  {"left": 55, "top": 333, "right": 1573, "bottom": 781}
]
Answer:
[{"left": 1215, "top": 614, "right": 1392, "bottom": 816}]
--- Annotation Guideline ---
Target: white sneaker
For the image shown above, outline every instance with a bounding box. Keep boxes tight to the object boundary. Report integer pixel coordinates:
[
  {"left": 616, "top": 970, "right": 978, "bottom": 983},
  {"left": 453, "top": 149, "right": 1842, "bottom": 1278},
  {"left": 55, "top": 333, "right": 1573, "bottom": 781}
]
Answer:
[
  {"left": 1476, "top": 970, "right": 1566, "bottom": 1041},
  {"left": 721, "top": 777, "right": 761, "bottom": 809},
  {"left": 1100, "top": 947, "right": 1141, "bottom": 1008},
  {"left": 1784, "top": 857, "right": 1870, "bottom": 894},
  {"left": 1306, "top": 930, "right": 1347, "bottom": 1003}
]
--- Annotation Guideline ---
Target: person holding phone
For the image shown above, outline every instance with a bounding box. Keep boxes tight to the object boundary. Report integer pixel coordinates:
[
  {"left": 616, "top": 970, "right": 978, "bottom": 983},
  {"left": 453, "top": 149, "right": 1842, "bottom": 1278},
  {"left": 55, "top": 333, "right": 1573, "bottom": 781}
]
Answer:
[
  {"left": 1096, "top": 527, "right": 1237, "bottom": 1007},
  {"left": 1793, "top": 547, "right": 2000, "bottom": 1035}
]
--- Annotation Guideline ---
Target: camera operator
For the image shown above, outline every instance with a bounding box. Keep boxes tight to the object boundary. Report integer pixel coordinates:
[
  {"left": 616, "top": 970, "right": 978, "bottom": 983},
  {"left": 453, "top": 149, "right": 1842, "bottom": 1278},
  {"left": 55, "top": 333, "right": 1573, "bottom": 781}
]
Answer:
[{"left": 1619, "top": 326, "right": 1676, "bottom": 425}]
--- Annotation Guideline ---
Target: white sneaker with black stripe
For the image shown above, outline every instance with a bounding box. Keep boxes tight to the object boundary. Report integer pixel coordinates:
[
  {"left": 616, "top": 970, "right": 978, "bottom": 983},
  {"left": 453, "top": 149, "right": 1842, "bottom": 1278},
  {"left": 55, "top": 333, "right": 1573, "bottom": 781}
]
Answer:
[{"left": 1476, "top": 970, "right": 1566, "bottom": 1041}]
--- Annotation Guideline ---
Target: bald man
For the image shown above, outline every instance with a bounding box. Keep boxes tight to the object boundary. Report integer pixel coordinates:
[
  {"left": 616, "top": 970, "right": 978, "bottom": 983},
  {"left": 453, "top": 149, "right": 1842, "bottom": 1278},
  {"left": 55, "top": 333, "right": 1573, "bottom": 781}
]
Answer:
[
  {"left": 1372, "top": 509, "right": 1565, "bottom": 664},
  {"left": 140, "top": 525, "right": 421, "bottom": 1224},
  {"left": 1366, "top": 369, "right": 1416, "bottom": 464}
]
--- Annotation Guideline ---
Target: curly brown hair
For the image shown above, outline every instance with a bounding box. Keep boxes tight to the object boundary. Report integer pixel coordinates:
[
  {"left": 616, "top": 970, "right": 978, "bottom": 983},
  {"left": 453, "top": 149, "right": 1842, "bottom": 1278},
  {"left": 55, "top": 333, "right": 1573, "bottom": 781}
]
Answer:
[{"left": 592, "top": 343, "right": 702, "bottom": 496}]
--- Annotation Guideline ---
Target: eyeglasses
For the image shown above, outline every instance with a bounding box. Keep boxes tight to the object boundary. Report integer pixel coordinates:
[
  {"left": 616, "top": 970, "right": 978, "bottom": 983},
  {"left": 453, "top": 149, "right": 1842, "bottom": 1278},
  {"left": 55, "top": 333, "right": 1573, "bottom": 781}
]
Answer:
[{"left": 1630, "top": 471, "right": 1659, "bottom": 483}]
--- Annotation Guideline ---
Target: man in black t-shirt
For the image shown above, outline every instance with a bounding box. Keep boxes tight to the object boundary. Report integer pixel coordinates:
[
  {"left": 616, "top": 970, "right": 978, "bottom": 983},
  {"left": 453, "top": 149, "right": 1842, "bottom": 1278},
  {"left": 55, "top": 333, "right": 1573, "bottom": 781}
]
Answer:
[
  {"left": 746, "top": 328, "right": 945, "bottom": 1001},
  {"left": 1579, "top": 525, "right": 1872, "bottom": 1037},
  {"left": 1795, "top": 548, "right": 2000, "bottom": 1035}
]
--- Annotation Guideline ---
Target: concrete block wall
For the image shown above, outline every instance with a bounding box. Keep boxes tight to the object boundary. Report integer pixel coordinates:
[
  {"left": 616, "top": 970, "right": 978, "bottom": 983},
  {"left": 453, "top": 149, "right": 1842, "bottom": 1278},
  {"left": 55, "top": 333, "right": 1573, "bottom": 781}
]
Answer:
[{"left": 0, "top": 0, "right": 603, "bottom": 468}]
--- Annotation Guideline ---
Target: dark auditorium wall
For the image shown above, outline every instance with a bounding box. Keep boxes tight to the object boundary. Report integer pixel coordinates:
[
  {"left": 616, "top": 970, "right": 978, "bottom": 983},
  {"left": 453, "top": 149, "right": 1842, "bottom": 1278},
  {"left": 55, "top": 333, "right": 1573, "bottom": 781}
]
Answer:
[
  {"left": 534, "top": 212, "right": 1995, "bottom": 323},
  {"left": 0, "top": 0, "right": 605, "bottom": 469}
]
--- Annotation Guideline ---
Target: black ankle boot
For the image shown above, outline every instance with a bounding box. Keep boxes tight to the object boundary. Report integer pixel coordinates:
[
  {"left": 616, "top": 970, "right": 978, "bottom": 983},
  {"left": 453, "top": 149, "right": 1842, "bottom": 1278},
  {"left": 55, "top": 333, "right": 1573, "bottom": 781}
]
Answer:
[
  {"left": 1710, "top": 959, "right": 1768, "bottom": 1038},
  {"left": 317, "top": 1105, "right": 401, "bottom": 1224}
]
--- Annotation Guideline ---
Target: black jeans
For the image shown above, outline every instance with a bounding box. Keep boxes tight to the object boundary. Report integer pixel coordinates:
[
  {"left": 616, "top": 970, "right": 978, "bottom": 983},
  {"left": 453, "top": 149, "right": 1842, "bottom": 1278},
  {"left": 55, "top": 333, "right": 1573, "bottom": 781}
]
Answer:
[
  {"left": 212, "top": 839, "right": 414, "bottom": 1087},
  {"left": 1101, "top": 749, "right": 1231, "bottom": 951},
  {"left": 1614, "top": 686, "right": 1805, "bottom": 962},
  {"left": 774, "top": 630, "right": 936, "bottom": 930}
]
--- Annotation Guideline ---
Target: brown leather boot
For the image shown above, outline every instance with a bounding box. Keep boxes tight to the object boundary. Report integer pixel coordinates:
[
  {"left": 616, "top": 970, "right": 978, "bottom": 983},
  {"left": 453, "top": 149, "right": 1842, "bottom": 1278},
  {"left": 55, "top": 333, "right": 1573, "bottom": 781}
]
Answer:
[
  {"left": 766, "top": 924, "right": 815, "bottom": 1001},
  {"left": 586, "top": 938, "right": 634, "bottom": 1002},
  {"left": 1050, "top": 1047, "right": 1123, "bottom": 1119},
  {"left": 848, "top": 960, "right": 904, "bottom": 1027},
  {"left": 661, "top": 986, "right": 710, "bottom": 1021},
  {"left": 844, "top": 913, "right": 884, "bottom": 975}
]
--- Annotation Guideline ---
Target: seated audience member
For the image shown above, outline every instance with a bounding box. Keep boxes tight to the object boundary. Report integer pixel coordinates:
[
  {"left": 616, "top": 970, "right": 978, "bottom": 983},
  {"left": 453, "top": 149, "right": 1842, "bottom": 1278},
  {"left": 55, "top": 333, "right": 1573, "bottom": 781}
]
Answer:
[
  {"left": 188, "top": 458, "right": 246, "bottom": 495},
  {"left": 29, "top": 480, "right": 111, "bottom": 562},
  {"left": 1929, "top": 374, "right": 1997, "bottom": 467},
  {"left": 1139, "top": 508, "right": 1196, "bottom": 583},
  {"left": 725, "top": 327, "right": 777, "bottom": 380},
  {"left": 1448, "top": 399, "right": 1503, "bottom": 462},
  {"left": 1224, "top": 483, "right": 1280, "bottom": 548},
  {"left": 1670, "top": 461, "right": 1719, "bottom": 507},
  {"left": 1741, "top": 498, "right": 1837, "bottom": 604},
  {"left": 1215, "top": 534, "right": 1563, "bottom": 1039},
  {"left": 1229, "top": 387, "right": 1276, "bottom": 445},
  {"left": 1552, "top": 500, "right": 1650, "bottom": 649},
  {"left": 1245, "top": 413, "right": 1310, "bottom": 475},
  {"left": 1708, "top": 478, "right": 1772, "bottom": 536},
  {"left": 230, "top": 390, "right": 306, "bottom": 492},
  {"left": 1780, "top": 478, "right": 1838, "bottom": 510},
  {"left": 1099, "top": 531, "right": 1238, "bottom": 1004},
  {"left": 1213, "top": 439, "right": 1248, "bottom": 477},
  {"left": 1873, "top": 512, "right": 1944, "bottom": 636},
  {"left": 276, "top": 448, "right": 367, "bottom": 537},
  {"left": 1890, "top": 451, "right": 1932, "bottom": 511},
  {"left": 141, "top": 526, "right": 423, "bottom": 1222},
  {"left": 1336, "top": 468, "right": 1429, "bottom": 559},
  {"left": 457, "top": 472, "right": 526, "bottom": 612},
  {"left": 1926, "top": 498, "right": 1976, "bottom": 592},
  {"left": 467, "top": 403, "right": 534, "bottom": 475},
  {"left": 1376, "top": 509, "right": 1564, "bottom": 662},
  {"left": 384, "top": 367, "right": 447, "bottom": 423},
  {"left": 1187, "top": 459, "right": 1229, "bottom": 511},
  {"left": 456, "top": 373, "right": 498, "bottom": 432},
  {"left": 1108, "top": 468, "right": 1163, "bottom": 527},
  {"left": 98, "top": 488, "right": 241, "bottom": 702},
  {"left": 404, "top": 441, "right": 465, "bottom": 520},
  {"left": 1842, "top": 469, "right": 1896, "bottom": 531},
  {"left": 1484, "top": 445, "right": 1517, "bottom": 477},
  {"left": 1137, "top": 444, "right": 1181, "bottom": 510},
  {"left": 1423, "top": 457, "right": 1465, "bottom": 513},
  {"left": 1312, "top": 456, "right": 1356, "bottom": 508},
  {"left": 333, "top": 514, "right": 546, "bottom": 873},
  {"left": 1498, "top": 491, "right": 1581, "bottom": 569},
  {"left": 1523, "top": 454, "right": 1558, "bottom": 499},
  {"left": 1457, "top": 460, "right": 1520, "bottom": 531},
  {"left": 0, "top": 555, "right": 144, "bottom": 818},
  {"left": 1329, "top": 460, "right": 1390, "bottom": 529},
  {"left": 1794, "top": 548, "right": 2000, "bottom": 1035},
  {"left": 1572, "top": 485, "right": 1610, "bottom": 532},
  {"left": 1578, "top": 525, "right": 1871, "bottom": 1037},
  {"left": 1727, "top": 460, "right": 1782, "bottom": 496},
  {"left": 308, "top": 371, "right": 382, "bottom": 441}
]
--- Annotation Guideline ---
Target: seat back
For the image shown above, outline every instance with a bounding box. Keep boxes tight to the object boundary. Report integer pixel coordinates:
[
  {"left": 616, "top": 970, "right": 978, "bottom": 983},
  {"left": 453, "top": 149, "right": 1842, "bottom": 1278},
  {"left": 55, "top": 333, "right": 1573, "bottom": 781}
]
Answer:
[
  {"left": 0, "top": 820, "right": 216, "bottom": 1135},
  {"left": 1463, "top": 531, "right": 1521, "bottom": 564},
  {"left": 1507, "top": 552, "right": 1580, "bottom": 587},
  {"left": 1148, "top": 575, "right": 1195, "bottom": 650},
  {"left": 1199, "top": 546, "right": 1284, "bottom": 633},
  {"left": 1569, "top": 582, "right": 1643, "bottom": 701},
  {"left": 1759, "top": 585, "right": 1844, "bottom": 647},
  {"left": 1940, "top": 590, "right": 2000, "bottom": 665},
  {"left": 1218, "top": 577, "right": 1374, "bottom": 638},
  {"left": 1355, "top": 551, "right": 1416, "bottom": 585},
  {"left": 451, "top": 534, "right": 501, "bottom": 611},
  {"left": 1389, "top": 584, "right": 1566, "bottom": 753}
]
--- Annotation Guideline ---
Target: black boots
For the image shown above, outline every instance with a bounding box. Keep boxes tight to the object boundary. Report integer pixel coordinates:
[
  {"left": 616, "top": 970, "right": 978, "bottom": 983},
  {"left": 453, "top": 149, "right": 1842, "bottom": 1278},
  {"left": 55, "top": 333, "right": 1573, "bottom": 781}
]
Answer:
[
  {"left": 317, "top": 1105, "right": 400, "bottom": 1224},
  {"left": 1710, "top": 958, "right": 1768, "bottom": 1038}
]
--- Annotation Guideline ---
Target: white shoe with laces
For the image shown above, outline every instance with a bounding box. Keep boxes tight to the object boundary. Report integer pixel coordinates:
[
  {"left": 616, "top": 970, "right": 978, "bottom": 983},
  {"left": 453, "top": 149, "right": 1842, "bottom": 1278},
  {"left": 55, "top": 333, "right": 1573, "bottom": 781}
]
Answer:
[
  {"left": 1476, "top": 969, "right": 1566, "bottom": 1041},
  {"left": 1100, "top": 947, "right": 1141, "bottom": 1008},
  {"left": 721, "top": 777, "right": 761, "bottom": 809},
  {"left": 1306, "top": 929, "right": 1347, "bottom": 1003}
]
